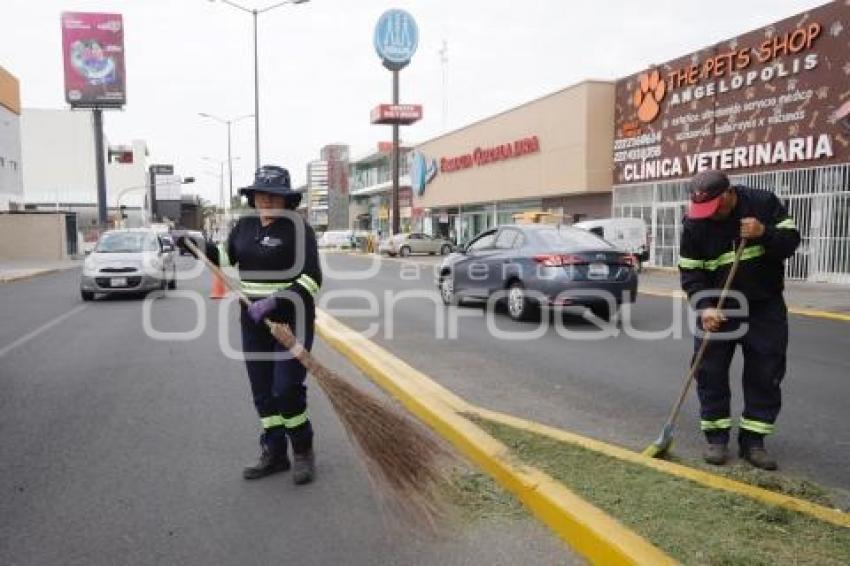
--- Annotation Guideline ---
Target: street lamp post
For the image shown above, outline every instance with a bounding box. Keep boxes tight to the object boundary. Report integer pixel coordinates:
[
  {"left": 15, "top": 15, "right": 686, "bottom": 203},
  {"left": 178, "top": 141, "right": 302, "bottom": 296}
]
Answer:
[
  {"left": 199, "top": 113, "right": 252, "bottom": 207},
  {"left": 202, "top": 156, "right": 241, "bottom": 210},
  {"left": 208, "top": 0, "right": 310, "bottom": 170}
]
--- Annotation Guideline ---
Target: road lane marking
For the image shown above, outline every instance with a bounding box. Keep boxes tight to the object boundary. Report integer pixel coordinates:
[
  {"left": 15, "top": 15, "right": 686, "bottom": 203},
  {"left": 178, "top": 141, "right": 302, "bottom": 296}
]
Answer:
[{"left": 0, "top": 304, "right": 88, "bottom": 359}]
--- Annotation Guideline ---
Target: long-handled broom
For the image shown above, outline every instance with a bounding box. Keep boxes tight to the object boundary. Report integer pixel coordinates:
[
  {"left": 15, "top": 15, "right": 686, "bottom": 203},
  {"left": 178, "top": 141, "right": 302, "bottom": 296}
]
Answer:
[
  {"left": 184, "top": 239, "right": 451, "bottom": 526},
  {"left": 642, "top": 238, "right": 748, "bottom": 458}
]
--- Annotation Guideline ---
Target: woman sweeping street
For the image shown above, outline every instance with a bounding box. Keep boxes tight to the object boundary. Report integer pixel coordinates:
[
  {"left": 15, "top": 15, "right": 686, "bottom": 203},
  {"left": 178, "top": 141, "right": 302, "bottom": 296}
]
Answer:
[{"left": 179, "top": 165, "right": 322, "bottom": 484}]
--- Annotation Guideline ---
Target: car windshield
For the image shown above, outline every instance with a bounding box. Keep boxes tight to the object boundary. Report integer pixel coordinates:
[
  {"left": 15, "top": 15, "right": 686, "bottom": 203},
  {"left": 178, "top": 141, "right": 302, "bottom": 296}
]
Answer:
[
  {"left": 96, "top": 232, "right": 158, "bottom": 253},
  {"left": 532, "top": 227, "right": 614, "bottom": 250}
]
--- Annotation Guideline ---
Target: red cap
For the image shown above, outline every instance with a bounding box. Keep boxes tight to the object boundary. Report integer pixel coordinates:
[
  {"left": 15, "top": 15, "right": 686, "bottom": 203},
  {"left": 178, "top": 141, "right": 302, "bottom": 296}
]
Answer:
[
  {"left": 687, "top": 170, "right": 729, "bottom": 219},
  {"left": 688, "top": 196, "right": 723, "bottom": 219}
]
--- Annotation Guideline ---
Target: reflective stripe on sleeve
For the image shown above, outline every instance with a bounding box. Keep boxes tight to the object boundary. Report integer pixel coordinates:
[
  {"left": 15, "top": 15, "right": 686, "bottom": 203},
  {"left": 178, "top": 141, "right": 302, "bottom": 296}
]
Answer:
[
  {"left": 775, "top": 218, "right": 796, "bottom": 230},
  {"left": 679, "top": 257, "right": 705, "bottom": 270},
  {"left": 295, "top": 274, "right": 320, "bottom": 296}
]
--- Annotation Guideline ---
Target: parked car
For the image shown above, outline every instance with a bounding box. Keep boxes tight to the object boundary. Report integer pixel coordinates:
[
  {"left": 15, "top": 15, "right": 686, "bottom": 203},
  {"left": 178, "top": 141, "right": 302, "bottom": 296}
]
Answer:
[
  {"left": 379, "top": 233, "right": 454, "bottom": 257},
  {"left": 318, "top": 230, "right": 355, "bottom": 249},
  {"left": 573, "top": 218, "right": 650, "bottom": 265},
  {"left": 436, "top": 224, "right": 638, "bottom": 321},
  {"left": 80, "top": 229, "right": 177, "bottom": 301}
]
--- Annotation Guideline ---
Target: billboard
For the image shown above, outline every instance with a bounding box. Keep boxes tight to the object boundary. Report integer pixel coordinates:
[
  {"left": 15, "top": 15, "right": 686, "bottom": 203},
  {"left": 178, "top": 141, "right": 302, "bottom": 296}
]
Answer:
[
  {"left": 613, "top": 1, "right": 849, "bottom": 185},
  {"left": 61, "top": 12, "right": 126, "bottom": 108}
]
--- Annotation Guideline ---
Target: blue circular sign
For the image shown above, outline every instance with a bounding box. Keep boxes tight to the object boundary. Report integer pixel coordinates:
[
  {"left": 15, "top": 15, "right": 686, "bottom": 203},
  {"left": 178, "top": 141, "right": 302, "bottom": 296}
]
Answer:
[{"left": 374, "top": 9, "right": 418, "bottom": 68}]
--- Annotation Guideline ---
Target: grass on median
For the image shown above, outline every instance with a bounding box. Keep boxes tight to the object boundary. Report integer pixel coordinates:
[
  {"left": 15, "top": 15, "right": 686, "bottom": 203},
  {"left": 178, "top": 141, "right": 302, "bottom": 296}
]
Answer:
[
  {"left": 474, "top": 417, "right": 850, "bottom": 566},
  {"left": 664, "top": 452, "right": 841, "bottom": 509},
  {"left": 442, "top": 467, "right": 527, "bottom": 524}
]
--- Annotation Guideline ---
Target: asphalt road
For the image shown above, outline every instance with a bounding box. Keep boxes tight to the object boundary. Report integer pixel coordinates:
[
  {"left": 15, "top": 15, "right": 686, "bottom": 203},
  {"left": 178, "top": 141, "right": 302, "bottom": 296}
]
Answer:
[
  {"left": 319, "top": 253, "right": 850, "bottom": 495},
  {"left": 0, "top": 262, "right": 573, "bottom": 566}
]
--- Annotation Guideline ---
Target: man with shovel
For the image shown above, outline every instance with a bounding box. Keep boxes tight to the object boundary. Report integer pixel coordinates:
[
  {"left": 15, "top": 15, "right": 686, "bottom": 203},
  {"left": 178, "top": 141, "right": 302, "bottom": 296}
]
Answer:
[{"left": 678, "top": 170, "right": 800, "bottom": 470}]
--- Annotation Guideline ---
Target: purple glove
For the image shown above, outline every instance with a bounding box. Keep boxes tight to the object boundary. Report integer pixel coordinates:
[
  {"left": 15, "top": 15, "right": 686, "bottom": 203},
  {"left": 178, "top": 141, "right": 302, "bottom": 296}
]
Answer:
[{"left": 247, "top": 296, "right": 277, "bottom": 324}]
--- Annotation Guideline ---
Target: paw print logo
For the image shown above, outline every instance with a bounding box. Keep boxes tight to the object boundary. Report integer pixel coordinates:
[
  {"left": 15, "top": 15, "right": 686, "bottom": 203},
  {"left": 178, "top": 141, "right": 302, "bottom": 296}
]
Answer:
[{"left": 633, "top": 69, "right": 666, "bottom": 123}]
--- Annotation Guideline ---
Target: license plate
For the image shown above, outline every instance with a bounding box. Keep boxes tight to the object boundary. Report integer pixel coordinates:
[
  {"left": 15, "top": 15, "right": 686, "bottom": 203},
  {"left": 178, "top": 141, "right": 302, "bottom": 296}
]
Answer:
[
  {"left": 587, "top": 263, "right": 610, "bottom": 279},
  {"left": 111, "top": 277, "right": 128, "bottom": 287}
]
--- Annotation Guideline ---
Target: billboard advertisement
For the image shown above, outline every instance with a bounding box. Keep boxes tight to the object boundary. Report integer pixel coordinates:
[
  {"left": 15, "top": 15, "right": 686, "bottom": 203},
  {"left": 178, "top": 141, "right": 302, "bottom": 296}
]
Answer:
[
  {"left": 61, "top": 12, "right": 126, "bottom": 108},
  {"left": 613, "top": 1, "right": 849, "bottom": 185}
]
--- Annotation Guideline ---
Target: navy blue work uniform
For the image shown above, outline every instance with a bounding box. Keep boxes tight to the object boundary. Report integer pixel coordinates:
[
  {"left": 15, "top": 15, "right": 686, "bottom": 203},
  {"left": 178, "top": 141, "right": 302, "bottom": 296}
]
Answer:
[
  {"left": 206, "top": 213, "right": 322, "bottom": 458},
  {"left": 679, "top": 186, "right": 800, "bottom": 447}
]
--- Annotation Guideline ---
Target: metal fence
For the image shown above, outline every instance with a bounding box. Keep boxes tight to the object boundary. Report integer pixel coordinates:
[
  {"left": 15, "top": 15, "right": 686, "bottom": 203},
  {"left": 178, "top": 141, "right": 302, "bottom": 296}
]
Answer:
[{"left": 613, "top": 163, "right": 850, "bottom": 283}]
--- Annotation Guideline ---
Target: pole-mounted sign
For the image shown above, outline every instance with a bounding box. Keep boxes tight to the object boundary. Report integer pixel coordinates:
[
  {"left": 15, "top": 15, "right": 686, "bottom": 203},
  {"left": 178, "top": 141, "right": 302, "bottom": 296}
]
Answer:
[
  {"left": 374, "top": 9, "right": 419, "bottom": 70},
  {"left": 373, "top": 9, "right": 420, "bottom": 235}
]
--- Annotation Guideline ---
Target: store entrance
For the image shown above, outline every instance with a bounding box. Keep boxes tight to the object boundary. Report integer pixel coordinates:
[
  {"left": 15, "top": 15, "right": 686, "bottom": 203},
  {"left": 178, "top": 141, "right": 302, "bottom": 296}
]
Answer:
[{"left": 653, "top": 203, "right": 686, "bottom": 268}]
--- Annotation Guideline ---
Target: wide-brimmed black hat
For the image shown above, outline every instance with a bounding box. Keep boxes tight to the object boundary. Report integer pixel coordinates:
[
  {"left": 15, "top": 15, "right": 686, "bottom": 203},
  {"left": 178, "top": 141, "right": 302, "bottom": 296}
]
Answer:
[{"left": 239, "top": 165, "right": 302, "bottom": 208}]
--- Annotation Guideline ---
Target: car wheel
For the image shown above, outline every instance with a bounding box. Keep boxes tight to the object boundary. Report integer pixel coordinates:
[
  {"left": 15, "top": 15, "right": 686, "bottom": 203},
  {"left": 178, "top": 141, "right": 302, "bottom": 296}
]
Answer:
[
  {"left": 440, "top": 244, "right": 452, "bottom": 255},
  {"left": 81, "top": 290, "right": 94, "bottom": 301},
  {"left": 400, "top": 246, "right": 411, "bottom": 257},
  {"left": 506, "top": 281, "right": 537, "bottom": 322},
  {"left": 439, "top": 274, "right": 457, "bottom": 306}
]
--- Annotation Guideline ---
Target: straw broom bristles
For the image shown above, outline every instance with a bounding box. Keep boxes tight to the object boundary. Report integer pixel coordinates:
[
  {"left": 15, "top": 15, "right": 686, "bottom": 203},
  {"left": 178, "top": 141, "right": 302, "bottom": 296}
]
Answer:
[{"left": 268, "top": 321, "right": 452, "bottom": 529}]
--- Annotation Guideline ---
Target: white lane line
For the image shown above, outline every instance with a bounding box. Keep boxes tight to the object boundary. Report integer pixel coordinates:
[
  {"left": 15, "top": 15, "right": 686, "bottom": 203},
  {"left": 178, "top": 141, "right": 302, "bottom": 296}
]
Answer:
[{"left": 0, "top": 304, "right": 88, "bottom": 359}]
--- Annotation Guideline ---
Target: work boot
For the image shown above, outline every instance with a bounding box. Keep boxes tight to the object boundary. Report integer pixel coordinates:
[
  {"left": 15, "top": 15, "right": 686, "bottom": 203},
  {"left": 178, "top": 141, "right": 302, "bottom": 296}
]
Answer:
[
  {"left": 243, "top": 446, "right": 290, "bottom": 480},
  {"left": 739, "top": 445, "right": 778, "bottom": 471},
  {"left": 702, "top": 443, "right": 729, "bottom": 466},
  {"left": 292, "top": 450, "right": 315, "bottom": 485}
]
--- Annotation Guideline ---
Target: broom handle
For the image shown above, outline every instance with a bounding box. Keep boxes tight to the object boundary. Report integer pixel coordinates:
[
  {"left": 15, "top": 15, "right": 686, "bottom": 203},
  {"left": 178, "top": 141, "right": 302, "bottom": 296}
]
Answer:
[
  {"left": 184, "top": 239, "right": 253, "bottom": 309},
  {"left": 663, "top": 237, "right": 749, "bottom": 426},
  {"left": 184, "top": 239, "right": 307, "bottom": 358}
]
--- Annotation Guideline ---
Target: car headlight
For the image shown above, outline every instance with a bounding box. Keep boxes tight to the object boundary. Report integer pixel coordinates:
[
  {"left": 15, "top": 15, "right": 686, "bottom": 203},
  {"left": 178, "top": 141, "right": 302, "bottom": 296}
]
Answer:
[{"left": 83, "top": 257, "right": 99, "bottom": 274}]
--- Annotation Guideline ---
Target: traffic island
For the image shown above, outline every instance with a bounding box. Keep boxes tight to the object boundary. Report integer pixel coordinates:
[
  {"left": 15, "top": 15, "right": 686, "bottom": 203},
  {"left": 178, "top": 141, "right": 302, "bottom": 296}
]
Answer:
[{"left": 474, "top": 416, "right": 850, "bottom": 565}]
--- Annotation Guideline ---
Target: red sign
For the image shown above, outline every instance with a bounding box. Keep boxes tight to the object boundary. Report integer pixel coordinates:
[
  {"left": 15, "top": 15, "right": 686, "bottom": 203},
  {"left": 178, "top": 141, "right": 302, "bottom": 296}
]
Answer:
[
  {"left": 371, "top": 104, "right": 423, "bottom": 125},
  {"left": 61, "top": 12, "right": 127, "bottom": 108},
  {"left": 440, "top": 136, "right": 540, "bottom": 173}
]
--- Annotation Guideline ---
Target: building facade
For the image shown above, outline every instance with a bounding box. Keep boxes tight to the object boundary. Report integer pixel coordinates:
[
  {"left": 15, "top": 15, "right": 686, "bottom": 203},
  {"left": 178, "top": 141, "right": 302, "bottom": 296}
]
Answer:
[
  {"left": 410, "top": 80, "right": 615, "bottom": 244},
  {"left": 349, "top": 143, "right": 412, "bottom": 235},
  {"left": 612, "top": 1, "right": 850, "bottom": 283},
  {"left": 306, "top": 159, "right": 329, "bottom": 229},
  {"left": 0, "top": 65, "right": 23, "bottom": 211},
  {"left": 21, "top": 108, "right": 150, "bottom": 231},
  {"left": 306, "top": 144, "right": 351, "bottom": 231}
]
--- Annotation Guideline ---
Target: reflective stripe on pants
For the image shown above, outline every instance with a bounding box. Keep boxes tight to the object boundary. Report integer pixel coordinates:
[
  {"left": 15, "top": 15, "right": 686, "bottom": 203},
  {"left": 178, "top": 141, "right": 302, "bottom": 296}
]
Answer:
[
  {"left": 240, "top": 312, "right": 315, "bottom": 454},
  {"left": 694, "top": 296, "right": 787, "bottom": 444}
]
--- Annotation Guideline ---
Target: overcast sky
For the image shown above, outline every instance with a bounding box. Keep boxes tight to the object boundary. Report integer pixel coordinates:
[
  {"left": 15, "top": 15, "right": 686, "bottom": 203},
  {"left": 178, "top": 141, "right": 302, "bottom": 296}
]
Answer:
[{"left": 0, "top": 0, "right": 827, "bottom": 204}]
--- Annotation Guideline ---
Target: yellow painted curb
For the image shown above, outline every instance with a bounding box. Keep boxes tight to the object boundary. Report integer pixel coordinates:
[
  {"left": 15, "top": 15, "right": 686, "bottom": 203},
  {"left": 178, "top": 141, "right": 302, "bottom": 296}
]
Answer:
[
  {"left": 472, "top": 408, "right": 850, "bottom": 529},
  {"left": 316, "top": 309, "right": 676, "bottom": 566},
  {"left": 639, "top": 286, "right": 850, "bottom": 323},
  {"left": 785, "top": 306, "right": 850, "bottom": 323}
]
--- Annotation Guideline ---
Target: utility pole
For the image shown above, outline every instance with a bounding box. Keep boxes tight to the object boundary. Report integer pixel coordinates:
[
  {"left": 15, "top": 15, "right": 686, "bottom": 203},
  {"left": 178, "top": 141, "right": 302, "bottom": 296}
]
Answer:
[
  {"left": 92, "top": 109, "right": 108, "bottom": 229},
  {"left": 391, "top": 70, "right": 401, "bottom": 235}
]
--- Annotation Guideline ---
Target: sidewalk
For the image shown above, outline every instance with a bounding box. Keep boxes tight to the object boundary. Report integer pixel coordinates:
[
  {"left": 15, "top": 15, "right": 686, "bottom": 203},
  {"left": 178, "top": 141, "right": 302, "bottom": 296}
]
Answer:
[
  {"left": 0, "top": 259, "right": 81, "bottom": 283},
  {"left": 641, "top": 268, "right": 850, "bottom": 315}
]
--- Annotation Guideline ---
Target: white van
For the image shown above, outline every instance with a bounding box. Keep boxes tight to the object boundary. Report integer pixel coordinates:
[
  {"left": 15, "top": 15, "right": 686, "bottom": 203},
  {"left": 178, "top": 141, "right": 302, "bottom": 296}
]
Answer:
[{"left": 574, "top": 218, "right": 650, "bottom": 266}]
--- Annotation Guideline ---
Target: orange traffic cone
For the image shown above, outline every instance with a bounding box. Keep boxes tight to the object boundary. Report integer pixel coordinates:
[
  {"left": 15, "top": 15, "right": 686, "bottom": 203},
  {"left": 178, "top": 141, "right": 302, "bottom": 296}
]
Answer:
[{"left": 210, "top": 273, "right": 229, "bottom": 299}]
